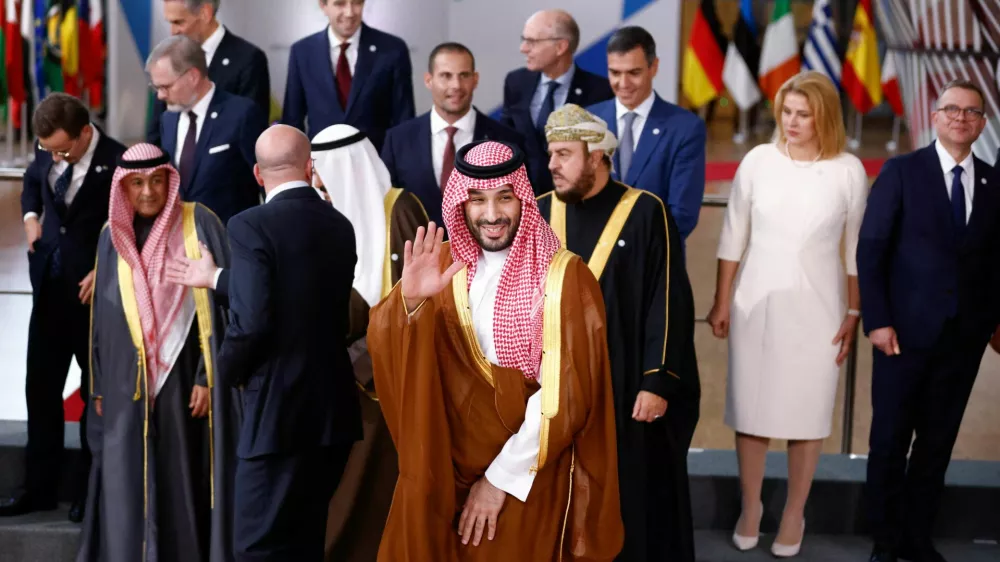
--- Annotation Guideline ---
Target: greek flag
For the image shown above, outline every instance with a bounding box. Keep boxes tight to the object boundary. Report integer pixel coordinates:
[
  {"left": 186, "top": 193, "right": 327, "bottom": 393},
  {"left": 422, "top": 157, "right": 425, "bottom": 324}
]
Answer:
[{"left": 802, "top": 0, "right": 841, "bottom": 88}]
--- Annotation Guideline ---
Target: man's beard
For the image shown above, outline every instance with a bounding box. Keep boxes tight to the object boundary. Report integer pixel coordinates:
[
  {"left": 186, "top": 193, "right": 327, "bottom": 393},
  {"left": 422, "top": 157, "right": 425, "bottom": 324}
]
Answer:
[
  {"left": 464, "top": 214, "right": 520, "bottom": 252},
  {"left": 553, "top": 164, "right": 596, "bottom": 205}
]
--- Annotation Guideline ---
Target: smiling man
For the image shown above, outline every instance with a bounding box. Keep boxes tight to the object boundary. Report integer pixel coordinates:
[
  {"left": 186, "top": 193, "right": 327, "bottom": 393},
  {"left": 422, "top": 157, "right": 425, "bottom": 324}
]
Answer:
[{"left": 368, "top": 140, "right": 623, "bottom": 560}]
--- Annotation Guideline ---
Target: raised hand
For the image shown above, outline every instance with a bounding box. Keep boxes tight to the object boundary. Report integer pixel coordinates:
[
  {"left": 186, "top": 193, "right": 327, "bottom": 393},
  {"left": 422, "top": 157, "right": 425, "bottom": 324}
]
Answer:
[{"left": 401, "top": 222, "right": 463, "bottom": 312}]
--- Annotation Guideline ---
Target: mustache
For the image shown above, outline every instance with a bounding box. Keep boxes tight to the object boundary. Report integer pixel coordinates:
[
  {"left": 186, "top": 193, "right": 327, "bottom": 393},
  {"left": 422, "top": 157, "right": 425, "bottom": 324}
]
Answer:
[{"left": 475, "top": 218, "right": 511, "bottom": 227}]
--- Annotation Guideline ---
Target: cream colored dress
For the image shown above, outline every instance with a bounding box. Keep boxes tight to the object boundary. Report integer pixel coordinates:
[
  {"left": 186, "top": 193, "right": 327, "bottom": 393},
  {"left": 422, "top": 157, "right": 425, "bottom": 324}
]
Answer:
[{"left": 718, "top": 143, "right": 868, "bottom": 439}]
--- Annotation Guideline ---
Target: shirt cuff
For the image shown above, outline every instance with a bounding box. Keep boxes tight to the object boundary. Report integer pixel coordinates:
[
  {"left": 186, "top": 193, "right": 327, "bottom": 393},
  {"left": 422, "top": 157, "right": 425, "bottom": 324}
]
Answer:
[
  {"left": 483, "top": 390, "right": 541, "bottom": 502},
  {"left": 212, "top": 268, "right": 223, "bottom": 290},
  {"left": 23, "top": 212, "right": 39, "bottom": 222}
]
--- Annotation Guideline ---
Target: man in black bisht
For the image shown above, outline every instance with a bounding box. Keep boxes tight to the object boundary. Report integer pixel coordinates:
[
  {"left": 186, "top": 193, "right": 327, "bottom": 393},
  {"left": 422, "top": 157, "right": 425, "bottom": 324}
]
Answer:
[{"left": 536, "top": 103, "right": 700, "bottom": 562}]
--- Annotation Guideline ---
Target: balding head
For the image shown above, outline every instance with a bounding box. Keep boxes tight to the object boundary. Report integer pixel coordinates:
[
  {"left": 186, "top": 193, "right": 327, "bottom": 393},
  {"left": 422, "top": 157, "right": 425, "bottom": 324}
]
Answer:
[
  {"left": 253, "top": 125, "right": 314, "bottom": 192},
  {"left": 521, "top": 9, "right": 578, "bottom": 76}
]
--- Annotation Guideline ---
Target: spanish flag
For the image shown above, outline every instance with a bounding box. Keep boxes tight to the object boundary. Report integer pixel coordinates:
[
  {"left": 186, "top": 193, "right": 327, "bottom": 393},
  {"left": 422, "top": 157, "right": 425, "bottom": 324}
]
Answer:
[
  {"left": 682, "top": 0, "right": 727, "bottom": 109},
  {"left": 841, "top": 0, "right": 882, "bottom": 113}
]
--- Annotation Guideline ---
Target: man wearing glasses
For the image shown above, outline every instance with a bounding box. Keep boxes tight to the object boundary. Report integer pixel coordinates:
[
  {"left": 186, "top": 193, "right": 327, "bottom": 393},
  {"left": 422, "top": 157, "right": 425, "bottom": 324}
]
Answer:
[
  {"left": 859, "top": 79, "right": 1000, "bottom": 562},
  {"left": 500, "top": 9, "right": 613, "bottom": 196},
  {"left": 148, "top": 35, "right": 267, "bottom": 224},
  {"left": 0, "top": 93, "right": 124, "bottom": 522}
]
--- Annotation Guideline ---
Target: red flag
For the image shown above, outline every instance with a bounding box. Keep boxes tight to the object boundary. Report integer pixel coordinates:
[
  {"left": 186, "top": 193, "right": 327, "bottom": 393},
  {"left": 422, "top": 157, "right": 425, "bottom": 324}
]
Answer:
[
  {"left": 4, "top": 0, "right": 25, "bottom": 127},
  {"left": 881, "top": 52, "right": 904, "bottom": 117}
]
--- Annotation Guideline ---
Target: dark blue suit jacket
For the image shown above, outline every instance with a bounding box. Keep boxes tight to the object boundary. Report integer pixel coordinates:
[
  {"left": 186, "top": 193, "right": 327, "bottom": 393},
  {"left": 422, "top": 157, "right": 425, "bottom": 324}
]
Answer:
[
  {"left": 20, "top": 128, "right": 125, "bottom": 293},
  {"left": 217, "top": 186, "right": 361, "bottom": 459},
  {"left": 148, "top": 28, "right": 271, "bottom": 146},
  {"left": 380, "top": 109, "right": 524, "bottom": 227},
  {"left": 161, "top": 89, "right": 267, "bottom": 225},
  {"left": 281, "top": 24, "right": 415, "bottom": 152},
  {"left": 588, "top": 95, "right": 706, "bottom": 240},
  {"left": 500, "top": 65, "right": 613, "bottom": 195},
  {"left": 858, "top": 142, "right": 1000, "bottom": 349}
]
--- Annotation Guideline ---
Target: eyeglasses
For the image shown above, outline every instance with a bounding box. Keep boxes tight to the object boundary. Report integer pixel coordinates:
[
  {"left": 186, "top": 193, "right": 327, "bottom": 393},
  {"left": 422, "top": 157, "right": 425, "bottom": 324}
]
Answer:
[
  {"left": 939, "top": 105, "right": 986, "bottom": 121},
  {"left": 520, "top": 36, "right": 567, "bottom": 47},
  {"left": 37, "top": 135, "right": 81, "bottom": 158}
]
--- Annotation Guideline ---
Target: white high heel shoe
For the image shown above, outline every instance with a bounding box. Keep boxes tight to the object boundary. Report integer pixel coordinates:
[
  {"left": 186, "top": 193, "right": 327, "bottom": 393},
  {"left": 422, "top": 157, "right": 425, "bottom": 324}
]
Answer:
[
  {"left": 771, "top": 519, "right": 805, "bottom": 558},
  {"left": 731, "top": 501, "right": 763, "bottom": 551}
]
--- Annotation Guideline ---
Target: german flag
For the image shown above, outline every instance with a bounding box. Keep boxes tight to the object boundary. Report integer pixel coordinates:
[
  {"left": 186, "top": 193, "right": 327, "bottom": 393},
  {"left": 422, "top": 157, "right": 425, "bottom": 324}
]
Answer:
[{"left": 682, "top": 0, "right": 727, "bottom": 109}]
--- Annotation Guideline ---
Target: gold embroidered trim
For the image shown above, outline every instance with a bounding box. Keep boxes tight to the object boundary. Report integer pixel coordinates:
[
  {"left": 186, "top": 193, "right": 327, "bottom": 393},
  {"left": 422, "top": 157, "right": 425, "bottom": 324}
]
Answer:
[
  {"left": 382, "top": 188, "right": 404, "bottom": 298},
  {"left": 533, "top": 248, "right": 573, "bottom": 471},
  {"left": 557, "top": 447, "right": 576, "bottom": 561},
  {"left": 451, "top": 266, "right": 494, "bottom": 387}
]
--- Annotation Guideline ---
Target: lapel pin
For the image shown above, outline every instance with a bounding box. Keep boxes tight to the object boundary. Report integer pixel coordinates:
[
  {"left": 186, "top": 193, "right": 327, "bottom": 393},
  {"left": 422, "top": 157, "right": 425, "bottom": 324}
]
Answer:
[
  {"left": 370, "top": 45, "right": 377, "bottom": 52},
  {"left": 617, "top": 239, "right": 626, "bottom": 247},
  {"left": 391, "top": 253, "right": 399, "bottom": 262},
  {"left": 211, "top": 111, "right": 218, "bottom": 119},
  {"left": 982, "top": 178, "right": 987, "bottom": 185},
  {"left": 95, "top": 165, "right": 103, "bottom": 173},
  {"left": 222, "top": 58, "right": 230, "bottom": 66},
  {"left": 574, "top": 87, "right": 582, "bottom": 96},
  {"left": 652, "top": 128, "right": 661, "bottom": 135}
]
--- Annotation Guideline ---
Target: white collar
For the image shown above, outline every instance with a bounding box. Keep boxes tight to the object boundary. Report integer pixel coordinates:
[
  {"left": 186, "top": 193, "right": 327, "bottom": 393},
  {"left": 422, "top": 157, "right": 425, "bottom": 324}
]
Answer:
[
  {"left": 78, "top": 124, "right": 101, "bottom": 167},
  {"left": 934, "top": 140, "right": 974, "bottom": 177},
  {"left": 201, "top": 24, "right": 226, "bottom": 62},
  {"left": 328, "top": 24, "right": 362, "bottom": 49},
  {"left": 265, "top": 180, "right": 311, "bottom": 203},
  {"left": 478, "top": 247, "right": 511, "bottom": 271},
  {"left": 540, "top": 64, "right": 575, "bottom": 88},
  {"left": 431, "top": 106, "right": 476, "bottom": 134},
  {"left": 615, "top": 91, "right": 656, "bottom": 121},
  {"left": 187, "top": 84, "right": 216, "bottom": 118}
]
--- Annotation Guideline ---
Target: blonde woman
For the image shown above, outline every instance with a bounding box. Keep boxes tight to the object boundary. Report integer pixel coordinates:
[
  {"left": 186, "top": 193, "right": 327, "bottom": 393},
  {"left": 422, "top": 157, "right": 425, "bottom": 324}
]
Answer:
[{"left": 707, "top": 71, "right": 868, "bottom": 557}]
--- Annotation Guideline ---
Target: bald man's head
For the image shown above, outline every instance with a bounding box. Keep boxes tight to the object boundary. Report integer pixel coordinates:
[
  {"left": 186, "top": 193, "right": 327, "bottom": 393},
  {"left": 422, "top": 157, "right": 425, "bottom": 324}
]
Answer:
[
  {"left": 521, "top": 9, "right": 579, "bottom": 75},
  {"left": 253, "top": 125, "right": 314, "bottom": 191}
]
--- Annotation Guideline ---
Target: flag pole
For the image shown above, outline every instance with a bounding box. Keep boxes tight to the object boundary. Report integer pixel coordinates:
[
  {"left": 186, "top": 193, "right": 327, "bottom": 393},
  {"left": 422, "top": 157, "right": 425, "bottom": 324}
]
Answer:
[
  {"left": 20, "top": 102, "right": 29, "bottom": 165},
  {"left": 886, "top": 116, "right": 901, "bottom": 153},
  {"left": 4, "top": 98, "right": 13, "bottom": 166},
  {"left": 848, "top": 109, "right": 863, "bottom": 151},
  {"left": 733, "top": 109, "right": 749, "bottom": 144}
]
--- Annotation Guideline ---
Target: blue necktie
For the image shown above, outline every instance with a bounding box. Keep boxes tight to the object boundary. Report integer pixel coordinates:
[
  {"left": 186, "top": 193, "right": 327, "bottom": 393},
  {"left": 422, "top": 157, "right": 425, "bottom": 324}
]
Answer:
[
  {"left": 951, "top": 165, "right": 967, "bottom": 239},
  {"left": 535, "top": 81, "right": 559, "bottom": 132},
  {"left": 49, "top": 163, "right": 74, "bottom": 279}
]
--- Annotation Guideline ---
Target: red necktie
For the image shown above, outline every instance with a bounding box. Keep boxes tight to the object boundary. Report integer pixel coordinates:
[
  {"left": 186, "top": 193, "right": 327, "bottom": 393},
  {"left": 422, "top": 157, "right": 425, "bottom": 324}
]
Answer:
[
  {"left": 336, "top": 42, "right": 352, "bottom": 109},
  {"left": 440, "top": 126, "right": 458, "bottom": 190}
]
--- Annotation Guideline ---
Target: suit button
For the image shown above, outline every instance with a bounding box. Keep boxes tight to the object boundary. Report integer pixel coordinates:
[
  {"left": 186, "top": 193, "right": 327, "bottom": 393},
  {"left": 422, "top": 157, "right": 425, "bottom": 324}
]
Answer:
[{"left": 59, "top": 227, "right": 66, "bottom": 235}]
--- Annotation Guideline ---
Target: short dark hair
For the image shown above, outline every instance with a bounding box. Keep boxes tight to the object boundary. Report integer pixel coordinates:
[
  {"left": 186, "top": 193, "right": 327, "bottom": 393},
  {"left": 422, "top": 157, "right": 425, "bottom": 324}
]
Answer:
[
  {"left": 33, "top": 93, "right": 90, "bottom": 139},
  {"left": 168, "top": 0, "right": 220, "bottom": 14},
  {"left": 939, "top": 78, "right": 986, "bottom": 110},
  {"left": 607, "top": 26, "right": 656, "bottom": 66},
  {"left": 428, "top": 42, "right": 475, "bottom": 73}
]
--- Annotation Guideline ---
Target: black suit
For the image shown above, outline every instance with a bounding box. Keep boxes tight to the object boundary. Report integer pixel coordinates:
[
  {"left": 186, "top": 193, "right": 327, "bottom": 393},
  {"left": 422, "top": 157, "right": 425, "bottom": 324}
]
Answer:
[
  {"left": 148, "top": 27, "right": 271, "bottom": 146},
  {"left": 380, "top": 108, "right": 525, "bottom": 228},
  {"left": 217, "top": 185, "right": 360, "bottom": 561},
  {"left": 19, "top": 128, "right": 126, "bottom": 505},
  {"left": 500, "top": 64, "right": 614, "bottom": 195}
]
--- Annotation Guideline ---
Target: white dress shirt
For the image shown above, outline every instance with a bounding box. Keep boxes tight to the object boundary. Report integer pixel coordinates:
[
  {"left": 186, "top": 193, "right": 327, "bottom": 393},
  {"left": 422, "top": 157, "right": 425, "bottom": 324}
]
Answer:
[
  {"left": 468, "top": 248, "right": 542, "bottom": 502},
  {"left": 935, "top": 140, "right": 975, "bottom": 223},
  {"left": 201, "top": 24, "right": 226, "bottom": 67},
  {"left": 431, "top": 107, "right": 476, "bottom": 188},
  {"left": 615, "top": 91, "right": 656, "bottom": 151},
  {"left": 25, "top": 125, "right": 102, "bottom": 222},
  {"left": 329, "top": 25, "right": 362, "bottom": 78},
  {"left": 174, "top": 85, "right": 217, "bottom": 169},
  {"left": 529, "top": 65, "right": 575, "bottom": 125}
]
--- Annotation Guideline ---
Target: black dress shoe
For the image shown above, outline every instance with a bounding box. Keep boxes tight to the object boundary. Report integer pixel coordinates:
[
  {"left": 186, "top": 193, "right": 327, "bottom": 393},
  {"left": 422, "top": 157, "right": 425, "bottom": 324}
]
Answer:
[
  {"left": 68, "top": 499, "right": 85, "bottom": 523},
  {"left": 0, "top": 494, "right": 58, "bottom": 517},
  {"left": 870, "top": 545, "right": 898, "bottom": 562}
]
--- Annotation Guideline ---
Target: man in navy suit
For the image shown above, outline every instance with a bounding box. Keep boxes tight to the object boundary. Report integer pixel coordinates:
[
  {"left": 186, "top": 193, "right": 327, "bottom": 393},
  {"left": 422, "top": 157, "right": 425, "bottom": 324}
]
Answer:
[
  {"left": 282, "top": 0, "right": 415, "bottom": 152},
  {"left": 217, "top": 125, "right": 360, "bottom": 561},
  {"left": 587, "top": 26, "right": 706, "bottom": 243},
  {"left": 381, "top": 42, "right": 524, "bottom": 229},
  {"left": 148, "top": 0, "right": 271, "bottom": 146},
  {"left": 148, "top": 35, "right": 267, "bottom": 225},
  {"left": 501, "top": 9, "right": 614, "bottom": 195},
  {"left": 0, "top": 94, "right": 125, "bottom": 522},
  {"left": 859, "top": 80, "right": 1000, "bottom": 562}
]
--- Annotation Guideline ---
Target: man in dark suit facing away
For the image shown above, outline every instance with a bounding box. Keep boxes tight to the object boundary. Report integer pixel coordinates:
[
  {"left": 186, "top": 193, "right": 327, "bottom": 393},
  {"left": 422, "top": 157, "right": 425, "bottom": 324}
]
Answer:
[
  {"left": 859, "top": 79, "right": 1000, "bottom": 562},
  {"left": 148, "top": 35, "right": 268, "bottom": 225},
  {"left": 149, "top": 0, "right": 271, "bottom": 146},
  {"left": 0, "top": 94, "right": 125, "bottom": 522},
  {"left": 282, "top": 0, "right": 415, "bottom": 152},
  {"left": 501, "top": 9, "right": 614, "bottom": 195},
  {"left": 381, "top": 42, "right": 524, "bottom": 230},
  {"left": 217, "top": 125, "right": 360, "bottom": 562}
]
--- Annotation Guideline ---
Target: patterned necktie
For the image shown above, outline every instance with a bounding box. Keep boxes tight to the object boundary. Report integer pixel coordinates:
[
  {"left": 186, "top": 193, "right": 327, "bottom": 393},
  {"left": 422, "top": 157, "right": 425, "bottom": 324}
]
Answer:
[
  {"left": 535, "top": 81, "right": 559, "bottom": 132},
  {"left": 440, "top": 126, "right": 458, "bottom": 190},
  {"left": 618, "top": 112, "right": 637, "bottom": 181},
  {"left": 52, "top": 163, "right": 75, "bottom": 216},
  {"left": 336, "top": 42, "right": 352, "bottom": 109},
  {"left": 179, "top": 111, "right": 198, "bottom": 187},
  {"left": 951, "top": 165, "right": 967, "bottom": 239}
]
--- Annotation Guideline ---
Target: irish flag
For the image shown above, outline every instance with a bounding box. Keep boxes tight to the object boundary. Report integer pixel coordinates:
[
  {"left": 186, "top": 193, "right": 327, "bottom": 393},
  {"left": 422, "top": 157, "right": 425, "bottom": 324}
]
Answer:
[
  {"left": 758, "top": 0, "right": 800, "bottom": 101},
  {"left": 842, "top": 0, "right": 882, "bottom": 113}
]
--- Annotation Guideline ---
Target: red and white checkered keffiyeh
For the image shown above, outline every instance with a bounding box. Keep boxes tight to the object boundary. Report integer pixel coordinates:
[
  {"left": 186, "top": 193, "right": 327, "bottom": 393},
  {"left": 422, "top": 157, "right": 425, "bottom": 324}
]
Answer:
[
  {"left": 109, "top": 143, "right": 187, "bottom": 397},
  {"left": 441, "top": 141, "right": 561, "bottom": 380}
]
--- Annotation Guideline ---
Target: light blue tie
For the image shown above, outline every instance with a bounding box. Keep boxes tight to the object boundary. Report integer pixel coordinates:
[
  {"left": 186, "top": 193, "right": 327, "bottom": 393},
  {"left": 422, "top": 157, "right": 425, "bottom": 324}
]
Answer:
[{"left": 618, "top": 112, "right": 637, "bottom": 181}]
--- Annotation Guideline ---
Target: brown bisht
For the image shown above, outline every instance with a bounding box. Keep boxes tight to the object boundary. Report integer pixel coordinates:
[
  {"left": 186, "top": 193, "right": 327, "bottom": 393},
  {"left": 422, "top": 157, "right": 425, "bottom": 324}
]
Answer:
[{"left": 368, "top": 243, "right": 624, "bottom": 561}]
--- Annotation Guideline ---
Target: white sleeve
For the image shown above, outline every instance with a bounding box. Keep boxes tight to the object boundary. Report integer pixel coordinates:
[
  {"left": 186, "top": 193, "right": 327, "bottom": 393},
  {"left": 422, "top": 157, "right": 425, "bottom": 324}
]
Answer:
[
  {"left": 717, "top": 148, "right": 756, "bottom": 262},
  {"left": 24, "top": 212, "right": 39, "bottom": 222},
  {"left": 484, "top": 389, "right": 541, "bottom": 502},
  {"left": 844, "top": 158, "right": 869, "bottom": 277},
  {"left": 212, "top": 268, "right": 224, "bottom": 290}
]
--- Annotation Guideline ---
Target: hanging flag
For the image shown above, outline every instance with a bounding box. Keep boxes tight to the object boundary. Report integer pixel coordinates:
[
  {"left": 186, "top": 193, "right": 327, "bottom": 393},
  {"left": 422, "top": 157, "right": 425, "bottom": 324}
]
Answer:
[
  {"left": 802, "top": 0, "right": 841, "bottom": 88},
  {"left": 758, "top": 0, "right": 800, "bottom": 101},
  {"left": 1, "top": 0, "right": 8, "bottom": 119},
  {"left": 58, "top": 1, "right": 78, "bottom": 96},
  {"left": 881, "top": 51, "right": 904, "bottom": 116},
  {"left": 722, "top": 0, "right": 761, "bottom": 111},
  {"left": 681, "top": 0, "right": 727, "bottom": 108},
  {"left": 42, "top": 0, "right": 64, "bottom": 94},
  {"left": 842, "top": 0, "right": 882, "bottom": 113},
  {"left": 30, "top": 0, "right": 46, "bottom": 99},
  {"left": 83, "top": 0, "right": 103, "bottom": 108}
]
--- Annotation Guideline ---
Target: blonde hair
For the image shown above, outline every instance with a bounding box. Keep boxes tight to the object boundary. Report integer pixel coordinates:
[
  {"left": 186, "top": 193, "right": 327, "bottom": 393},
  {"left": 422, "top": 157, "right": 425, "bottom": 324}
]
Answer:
[{"left": 772, "top": 71, "right": 846, "bottom": 160}]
